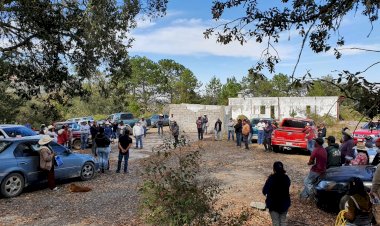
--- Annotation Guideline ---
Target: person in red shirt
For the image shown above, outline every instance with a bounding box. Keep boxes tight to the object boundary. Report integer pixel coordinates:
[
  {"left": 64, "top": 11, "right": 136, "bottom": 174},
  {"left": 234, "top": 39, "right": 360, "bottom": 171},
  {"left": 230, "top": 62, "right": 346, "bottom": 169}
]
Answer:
[
  {"left": 300, "top": 137, "right": 327, "bottom": 199},
  {"left": 57, "top": 125, "right": 69, "bottom": 147},
  {"left": 303, "top": 123, "right": 316, "bottom": 153}
]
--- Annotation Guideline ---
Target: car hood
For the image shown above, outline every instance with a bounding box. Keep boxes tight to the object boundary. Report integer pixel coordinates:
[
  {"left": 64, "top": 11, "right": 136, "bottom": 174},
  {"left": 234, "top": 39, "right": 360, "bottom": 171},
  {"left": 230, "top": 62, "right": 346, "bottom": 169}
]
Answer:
[{"left": 323, "top": 165, "right": 375, "bottom": 182}]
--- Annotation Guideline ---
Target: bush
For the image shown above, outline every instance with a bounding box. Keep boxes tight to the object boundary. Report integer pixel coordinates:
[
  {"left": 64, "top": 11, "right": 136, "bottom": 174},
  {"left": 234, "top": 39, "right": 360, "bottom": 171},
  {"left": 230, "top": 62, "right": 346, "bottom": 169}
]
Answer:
[
  {"left": 140, "top": 135, "right": 252, "bottom": 225},
  {"left": 339, "top": 105, "right": 365, "bottom": 121},
  {"left": 308, "top": 113, "right": 337, "bottom": 127}
]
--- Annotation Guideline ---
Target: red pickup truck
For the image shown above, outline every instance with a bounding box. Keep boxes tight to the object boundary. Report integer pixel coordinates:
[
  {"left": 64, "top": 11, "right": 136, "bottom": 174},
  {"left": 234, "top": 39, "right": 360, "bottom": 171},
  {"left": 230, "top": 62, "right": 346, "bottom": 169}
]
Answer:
[{"left": 271, "top": 118, "right": 317, "bottom": 152}]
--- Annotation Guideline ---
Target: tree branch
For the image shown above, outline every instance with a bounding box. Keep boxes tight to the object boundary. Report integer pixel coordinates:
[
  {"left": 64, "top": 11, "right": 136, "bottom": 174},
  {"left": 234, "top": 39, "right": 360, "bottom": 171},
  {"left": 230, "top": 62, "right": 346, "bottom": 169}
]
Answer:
[
  {"left": 0, "top": 34, "right": 37, "bottom": 52},
  {"left": 338, "top": 47, "right": 380, "bottom": 53}
]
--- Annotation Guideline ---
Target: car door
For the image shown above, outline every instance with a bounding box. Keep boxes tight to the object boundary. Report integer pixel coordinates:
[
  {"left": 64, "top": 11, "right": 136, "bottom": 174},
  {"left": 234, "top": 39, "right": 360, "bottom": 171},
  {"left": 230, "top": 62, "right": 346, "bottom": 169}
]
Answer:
[
  {"left": 14, "top": 141, "right": 42, "bottom": 184},
  {"left": 49, "top": 142, "right": 82, "bottom": 179}
]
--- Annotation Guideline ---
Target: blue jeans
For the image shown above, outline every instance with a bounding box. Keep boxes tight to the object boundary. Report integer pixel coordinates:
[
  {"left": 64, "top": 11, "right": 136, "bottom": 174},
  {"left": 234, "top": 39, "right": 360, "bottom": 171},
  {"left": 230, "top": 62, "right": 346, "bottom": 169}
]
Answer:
[
  {"left": 97, "top": 147, "right": 110, "bottom": 170},
  {"left": 258, "top": 130, "right": 264, "bottom": 145},
  {"left": 249, "top": 133, "right": 253, "bottom": 144},
  {"left": 269, "top": 211, "right": 287, "bottom": 226},
  {"left": 157, "top": 125, "right": 163, "bottom": 135},
  {"left": 300, "top": 171, "right": 320, "bottom": 198},
  {"left": 236, "top": 132, "right": 242, "bottom": 146},
  {"left": 143, "top": 127, "right": 147, "bottom": 137},
  {"left": 81, "top": 133, "right": 88, "bottom": 150},
  {"left": 307, "top": 139, "right": 315, "bottom": 153},
  {"left": 228, "top": 130, "right": 234, "bottom": 141},
  {"left": 135, "top": 135, "right": 143, "bottom": 148},
  {"left": 116, "top": 152, "right": 129, "bottom": 173}
]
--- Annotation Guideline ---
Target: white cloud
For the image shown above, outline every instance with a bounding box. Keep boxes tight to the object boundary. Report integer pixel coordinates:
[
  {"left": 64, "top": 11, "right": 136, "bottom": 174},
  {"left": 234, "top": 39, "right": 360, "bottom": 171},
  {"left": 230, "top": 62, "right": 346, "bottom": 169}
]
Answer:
[{"left": 129, "top": 18, "right": 295, "bottom": 60}]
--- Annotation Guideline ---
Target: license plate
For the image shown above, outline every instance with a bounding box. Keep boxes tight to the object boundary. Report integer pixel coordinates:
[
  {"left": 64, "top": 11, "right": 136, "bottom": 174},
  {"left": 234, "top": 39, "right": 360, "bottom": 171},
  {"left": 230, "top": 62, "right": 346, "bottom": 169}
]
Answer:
[{"left": 285, "top": 142, "right": 292, "bottom": 146}]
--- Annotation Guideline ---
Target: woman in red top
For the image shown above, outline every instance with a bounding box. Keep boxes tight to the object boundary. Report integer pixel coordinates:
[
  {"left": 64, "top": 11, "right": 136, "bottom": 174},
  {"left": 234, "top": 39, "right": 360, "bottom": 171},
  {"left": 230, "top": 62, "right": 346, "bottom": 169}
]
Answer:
[{"left": 57, "top": 125, "right": 69, "bottom": 146}]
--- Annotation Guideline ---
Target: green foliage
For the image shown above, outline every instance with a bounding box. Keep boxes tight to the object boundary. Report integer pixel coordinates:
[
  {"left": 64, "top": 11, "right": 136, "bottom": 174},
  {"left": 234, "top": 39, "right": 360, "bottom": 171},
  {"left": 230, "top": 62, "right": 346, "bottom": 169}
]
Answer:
[
  {"left": 204, "top": 76, "right": 222, "bottom": 105},
  {"left": 219, "top": 76, "right": 242, "bottom": 105},
  {"left": 0, "top": 82, "right": 24, "bottom": 123},
  {"left": 140, "top": 135, "right": 252, "bottom": 225},
  {"left": 308, "top": 113, "right": 337, "bottom": 128},
  {"left": 339, "top": 105, "right": 365, "bottom": 121}
]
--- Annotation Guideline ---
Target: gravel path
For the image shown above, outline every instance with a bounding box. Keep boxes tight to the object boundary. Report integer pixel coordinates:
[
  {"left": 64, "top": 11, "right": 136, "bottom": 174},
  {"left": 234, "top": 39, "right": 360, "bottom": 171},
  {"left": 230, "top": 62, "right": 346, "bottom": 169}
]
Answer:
[{"left": 0, "top": 128, "right": 336, "bottom": 225}]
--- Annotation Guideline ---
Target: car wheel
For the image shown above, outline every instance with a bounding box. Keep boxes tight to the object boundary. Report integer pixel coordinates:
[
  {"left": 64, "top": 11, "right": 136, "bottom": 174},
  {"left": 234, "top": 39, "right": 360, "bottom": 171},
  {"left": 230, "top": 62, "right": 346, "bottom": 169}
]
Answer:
[
  {"left": 339, "top": 195, "right": 350, "bottom": 210},
  {"left": 1, "top": 173, "right": 25, "bottom": 198},
  {"left": 72, "top": 139, "right": 81, "bottom": 150},
  {"left": 272, "top": 145, "right": 280, "bottom": 153},
  {"left": 80, "top": 162, "right": 95, "bottom": 181}
]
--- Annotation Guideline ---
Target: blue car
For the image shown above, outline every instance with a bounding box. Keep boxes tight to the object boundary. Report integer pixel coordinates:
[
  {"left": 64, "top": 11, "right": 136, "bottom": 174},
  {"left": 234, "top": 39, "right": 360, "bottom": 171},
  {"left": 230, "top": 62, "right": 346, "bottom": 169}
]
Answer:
[{"left": 0, "top": 137, "right": 99, "bottom": 198}]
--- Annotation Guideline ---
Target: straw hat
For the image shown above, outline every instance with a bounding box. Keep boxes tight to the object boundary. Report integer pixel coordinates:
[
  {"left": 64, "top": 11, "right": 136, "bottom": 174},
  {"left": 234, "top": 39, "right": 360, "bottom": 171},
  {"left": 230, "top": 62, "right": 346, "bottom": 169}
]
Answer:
[
  {"left": 38, "top": 135, "right": 53, "bottom": 145},
  {"left": 48, "top": 125, "right": 54, "bottom": 130}
]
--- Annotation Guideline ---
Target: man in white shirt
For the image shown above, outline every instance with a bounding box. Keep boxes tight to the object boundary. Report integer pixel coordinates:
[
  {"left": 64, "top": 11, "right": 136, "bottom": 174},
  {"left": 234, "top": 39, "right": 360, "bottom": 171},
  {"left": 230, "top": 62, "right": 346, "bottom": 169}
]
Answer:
[
  {"left": 80, "top": 121, "right": 90, "bottom": 150},
  {"left": 256, "top": 119, "right": 266, "bottom": 145},
  {"left": 132, "top": 122, "right": 144, "bottom": 149}
]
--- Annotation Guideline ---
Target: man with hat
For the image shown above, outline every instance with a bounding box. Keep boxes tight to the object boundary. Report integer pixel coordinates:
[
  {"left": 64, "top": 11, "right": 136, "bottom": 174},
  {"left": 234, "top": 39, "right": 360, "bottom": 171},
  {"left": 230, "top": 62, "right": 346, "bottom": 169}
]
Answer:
[
  {"left": 300, "top": 137, "right": 327, "bottom": 199},
  {"left": 257, "top": 119, "right": 265, "bottom": 145},
  {"left": 80, "top": 121, "right": 90, "bottom": 150},
  {"left": 39, "top": 135, "right": 58, "bottom": 191},
  {"left": 340, "top": 127, "right": 355, "bottom": 165},
  {"left": 171, "top": 120, "right": 180, "bottom": 144}
]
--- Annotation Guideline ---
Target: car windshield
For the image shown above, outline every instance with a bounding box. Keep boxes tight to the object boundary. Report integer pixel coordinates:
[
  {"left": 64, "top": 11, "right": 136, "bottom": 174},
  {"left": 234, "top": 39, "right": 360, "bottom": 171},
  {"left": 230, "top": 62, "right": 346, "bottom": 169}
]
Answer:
[
  {"left": 362, "top": 122, "right": 380, "bottom": 130},
  {"left": 49, "top": 142, "right": 68, "bottom": 154},
  {"left": 282, "top": 120, "right": 310, "bottom": 128},
  {"left": 3, "top": 127, "right": 37, "bottom": 137},
  {"left": 120, "top": 113, "right": 133, "bottom": 120},
  {"left": 0, "top": 141, "right": 11, "bottom": 153},
  {"left": 151, "top": 115, "right": 159, "bottom": 119}
]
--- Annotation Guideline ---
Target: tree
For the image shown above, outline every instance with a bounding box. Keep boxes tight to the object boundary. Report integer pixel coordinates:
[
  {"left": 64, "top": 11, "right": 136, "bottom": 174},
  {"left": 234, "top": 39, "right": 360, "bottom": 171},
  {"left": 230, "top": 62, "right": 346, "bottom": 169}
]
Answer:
[
  {"left": 0, "top": 0, "right": 167, "bottom": 103},
  {"left": 158, "top": 59, "right": 187, "bottom": 103},
  {"left": 204, "top": 76, "right": 222, "bottom": 105},
  {"left": 219, "top": 76, "right": 242, "bottom": 105},
  {"left": 241, "top": 71, "right": 273, "bottom": 97},
  {"left": 205, "top": 0, "right": 380, "bottom": 119},
  {"left": 173, "top": 69, "right": 202, "bottom": 104}
]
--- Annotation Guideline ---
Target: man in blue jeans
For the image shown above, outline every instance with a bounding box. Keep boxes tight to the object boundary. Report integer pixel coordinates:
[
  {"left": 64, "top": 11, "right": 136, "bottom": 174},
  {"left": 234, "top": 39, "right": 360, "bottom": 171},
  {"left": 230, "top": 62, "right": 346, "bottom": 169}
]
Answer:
[
  {"left": 133, "top": 122, "right": 143, "bottom": 149},
  {"left": 116, "top": 129, "right": 132, "bottom": 173},
  {"left": 80, "top": 121, "right": 90, "bottom": 150}
]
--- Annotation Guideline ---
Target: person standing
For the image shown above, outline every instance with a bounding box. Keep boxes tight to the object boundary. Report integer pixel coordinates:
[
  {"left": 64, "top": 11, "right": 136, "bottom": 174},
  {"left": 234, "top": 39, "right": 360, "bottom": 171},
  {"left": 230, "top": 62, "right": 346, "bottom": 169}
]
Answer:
[
  {"left": 157, "top": 114, "right": 164, "bottom": 135},
  {"left": 263, "top": 161, "right": 291, "bottom": 226},
  {"left": 325, "top": 136, "right": 341, "bottom": 168},
  {"left": 214, "top": 118, "right": 222, "bottom": 141},
  {"left": 248, "top": 120, "right": 254, "bottom": 144},
  {"left": 264, "top": 121, "right": 274, "bottom": 152},
  {"left": 80, "top": 121, "right": 90, "bottom": 151},
  {"left": 227, "top": 118, "right": 235, "bottom": 141},
  {"left": 117, "top": 121, "right": 126, "bottom": 138},
  {"left": 340, "top": 127, "right": 355, "bottom": 165},
  {"left": 196, "top": 116, "right": 203, "bottom": 140},
  {"left": 234, "top": 119, "right": 243, "bottom": 147},
  {"left": 90, "top": 122, "right": 99, "bottom": 156},
  {"left": 303, "top": 123, "right": 316, "bottom": 153},
  {"left": 116, "top": 129, "right": 132, "bottom": 174},
  {"left": 46, "top": 125, "right": 58, "bottom": 142},
  {"left": 57, "top": 125, "right": 69, "bottom": 147},
  {"left": 39, "top": 135, "right": 58, "bottom": 191},
  {"left": 370, "top": 138, "right": 380, "bottom": 166},
  {"left": 95, "top": 127, "right": 111, "bottom": 173},
  {"left": 202, "top": 114, "right": 209, "bottom": 135},
  {"left": 104, "top": 122, "right": 113, "bottom": 140},
  {"left": 169, "top": 114, "right": 175, "bottom": 129},
  {"left": 171, "top": 121, "right": 179, "bottom": 144},
  {"left": 257, "top": 119, "right": 265, "bottom": 145},
  {"left": 140, "top": 117, "right": 148, "bottom": 137},
  {"left": 300, "top": 137, "right": 327, "bottom": 199},
  {"left": 112, "top": 122, "right": 118, "bottom": 139},
  {"left": 242, "top": 119, "right": 250, "bottom": 149},
  {"left": 317, "top": 123, "right": 327, "bottom": 139},
  {"left": 133, "top": 122, "right": 144, "bottom": 149}
]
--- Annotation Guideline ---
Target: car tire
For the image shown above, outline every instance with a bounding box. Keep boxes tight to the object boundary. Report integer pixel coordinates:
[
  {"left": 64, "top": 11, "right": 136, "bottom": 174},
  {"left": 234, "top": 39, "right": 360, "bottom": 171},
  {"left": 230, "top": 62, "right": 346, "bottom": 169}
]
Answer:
[
  {"left": 339, "top": 195, "right": 350, "bottom": 210},
  {"left": 72, "top": 139, "right": 81, "bottom": 150},
  {"left": 1, "top": 173, "right": 25, "bottom": 198},
  {"left": 272, "top": 145, "right": 280, "bottom": 153},
  {"left": 80, "top": 162, "right": 95, "bottom": 181}
]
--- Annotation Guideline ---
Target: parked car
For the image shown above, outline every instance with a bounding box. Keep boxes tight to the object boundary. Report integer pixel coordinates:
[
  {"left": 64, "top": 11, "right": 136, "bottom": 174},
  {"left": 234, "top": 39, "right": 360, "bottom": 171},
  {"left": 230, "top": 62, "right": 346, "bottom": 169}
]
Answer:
[
  {"left": 0, "top": 125, "right": 38, "bottom": 138},
  {"left": 67, "top": 116, "right": 94, "bottom": 124},
  {"left": 106, "top": 112, "right": 139, "bottom": 127},
  {"left": 150, "top": 114, "right": 169, "bottom": 128},
  {"left": 353, "top": 122, "right": 380, "bottom": 143},
  {"left": 54, "top": 121, "right": 92, "bottom": 150},
  {"left": 250, "top": 118, "right": 273, "bottom": 142},
  {"left": 0, "top": 137, "right": 98, "bottom": 198},
  {"left": 271, "top": 118, "right": 316, "bottom": 152},
  {"left": 314, "top": 165, "right": 375, "bottom": 212}
]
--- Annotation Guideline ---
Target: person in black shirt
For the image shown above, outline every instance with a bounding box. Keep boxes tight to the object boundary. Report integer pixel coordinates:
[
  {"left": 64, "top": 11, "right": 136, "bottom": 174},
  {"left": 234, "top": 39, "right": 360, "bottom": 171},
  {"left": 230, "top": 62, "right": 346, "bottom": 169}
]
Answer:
[
  {"left": 263, "top": 161, "right": 291, "bottom": 226},
  {"left": 234, "top": 119, "right": 243, "bottom": 147},
  {"left": 116, "top": 129, "right": 132, "bottom": 173},
  {"left": 90, "top": 122, "right": 98, "bottom": 156}
]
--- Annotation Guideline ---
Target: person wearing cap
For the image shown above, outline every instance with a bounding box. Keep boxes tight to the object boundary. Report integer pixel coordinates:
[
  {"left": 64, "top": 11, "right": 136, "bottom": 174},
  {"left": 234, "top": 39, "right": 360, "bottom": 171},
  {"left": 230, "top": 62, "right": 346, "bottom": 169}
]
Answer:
[
  {"left": 140, "top": 117, "right": 148, "bottom": 137},
  {"left": 202, "top": 114, "right": 209, "bottom": 135},
  {"left": 46, "top": 125, "right": 58, "bottom": 142},
  {"left": 340, "top": 127, "right": 355, "bottom": 165},
  {"left": 300, "top": 137, "right": 327, "bottom": 199},
  {"left": 257, "top": 119, "right": 266, "bottom": 145},
  {"left": 263, "top": 161, "right": 291, "bottom": 226},
  {"left": 171, "top": 121, "right": 180, "bottom": 144},
  {"left": 39, "top": 135, "right": 58, "bottom": 191},
  {"left": 104, "top": 122, "right": 113, "bottom": 140},
  {"left": 325, "top": 136, "right": 341, "bottom": 168},
  {"left": 303, "top": 122, "right": 316, "bottom": 153},
  {"left": 133, "top": 122, "right": 144, "bottom": 149},
  {"left": 80, "top": 121, "right": 90, "bottom": 151}
]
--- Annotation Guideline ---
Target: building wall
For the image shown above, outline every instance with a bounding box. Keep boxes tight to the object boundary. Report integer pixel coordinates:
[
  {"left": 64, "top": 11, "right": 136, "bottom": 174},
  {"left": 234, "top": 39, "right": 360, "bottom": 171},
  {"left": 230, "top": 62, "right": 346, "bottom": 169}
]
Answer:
[
  {"left": 169, "top": 104, "right": 231, "bottom": 133},
  {"left": 229, "top": 96, "right": 339, "bottom": 120}
]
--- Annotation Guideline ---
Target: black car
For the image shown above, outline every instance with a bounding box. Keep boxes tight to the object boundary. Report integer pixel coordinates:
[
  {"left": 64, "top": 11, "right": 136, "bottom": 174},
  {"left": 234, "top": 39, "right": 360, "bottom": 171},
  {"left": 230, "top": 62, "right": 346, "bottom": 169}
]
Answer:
[{"left": 314, "top": 165, "right": 376, "bottom": 212}]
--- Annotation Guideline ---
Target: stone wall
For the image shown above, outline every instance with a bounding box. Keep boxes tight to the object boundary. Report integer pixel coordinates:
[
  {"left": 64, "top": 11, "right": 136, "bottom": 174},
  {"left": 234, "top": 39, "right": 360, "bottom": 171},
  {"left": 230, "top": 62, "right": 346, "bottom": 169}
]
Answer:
[{"left": 169, "top": 104, "right": 231, "bottom": 133}]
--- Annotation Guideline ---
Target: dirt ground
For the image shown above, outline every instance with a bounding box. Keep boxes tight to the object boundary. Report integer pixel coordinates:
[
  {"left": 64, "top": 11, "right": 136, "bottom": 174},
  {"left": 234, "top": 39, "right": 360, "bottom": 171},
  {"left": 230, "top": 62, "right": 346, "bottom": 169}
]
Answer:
[{"left": 0, "top": 128, "right": 337, "bottom": 226}]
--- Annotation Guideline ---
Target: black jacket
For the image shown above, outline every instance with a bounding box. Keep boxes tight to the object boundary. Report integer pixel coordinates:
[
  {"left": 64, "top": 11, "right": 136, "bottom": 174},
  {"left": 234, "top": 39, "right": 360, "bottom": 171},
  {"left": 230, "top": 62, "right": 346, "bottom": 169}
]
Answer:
[
  {"left": 262, "top": 173, "right": 291, "bottom": 213},
  {"left": 234, "top": 123, "right": 242, "bottom": 133},
  {"left": 95, "top": 134, "right": 110, "bottom": 147}
]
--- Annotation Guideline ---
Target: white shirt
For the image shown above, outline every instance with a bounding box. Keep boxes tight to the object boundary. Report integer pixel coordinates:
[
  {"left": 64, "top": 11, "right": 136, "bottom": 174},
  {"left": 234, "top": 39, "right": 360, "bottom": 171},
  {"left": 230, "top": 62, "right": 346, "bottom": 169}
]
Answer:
[
  {"left": 80, "top": 124, "right": 90, "bottom": 135},
  {"left": 257, "top": 122, "right": 265, "bottom": 131},
  {"left": 133, "top": 125, "right": 143, "bottom": 136}
]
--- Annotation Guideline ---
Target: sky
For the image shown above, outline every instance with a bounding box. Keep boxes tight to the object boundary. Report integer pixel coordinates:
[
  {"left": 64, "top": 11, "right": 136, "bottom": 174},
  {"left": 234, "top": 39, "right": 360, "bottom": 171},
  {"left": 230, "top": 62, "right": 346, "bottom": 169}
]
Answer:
[{"left": 129, "top": 0, "right": 380, "bottom": 86}]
